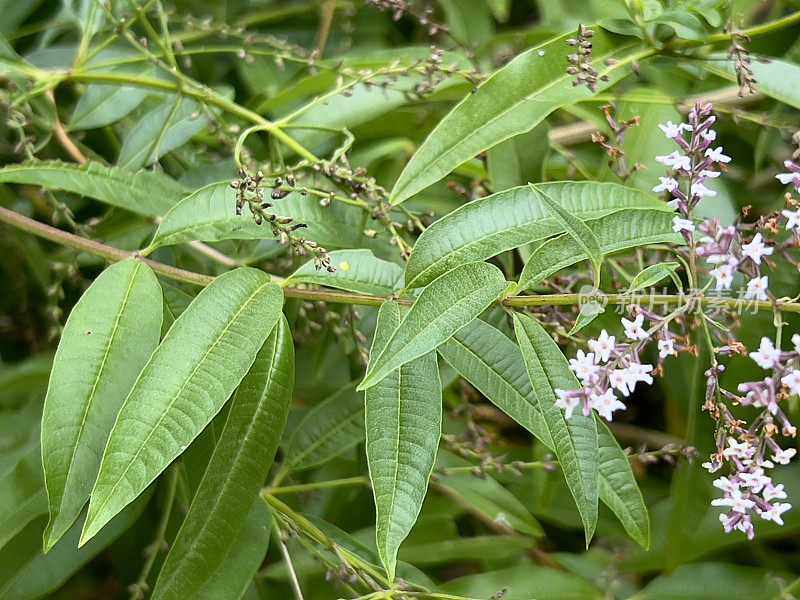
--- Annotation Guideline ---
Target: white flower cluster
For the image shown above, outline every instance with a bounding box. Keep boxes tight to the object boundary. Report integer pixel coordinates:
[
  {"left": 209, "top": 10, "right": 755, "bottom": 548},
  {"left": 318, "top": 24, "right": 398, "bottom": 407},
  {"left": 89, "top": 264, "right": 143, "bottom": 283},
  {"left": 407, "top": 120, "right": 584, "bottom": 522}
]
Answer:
[{"left": 555, "top": 315, "right": 675, "bottom": 422}]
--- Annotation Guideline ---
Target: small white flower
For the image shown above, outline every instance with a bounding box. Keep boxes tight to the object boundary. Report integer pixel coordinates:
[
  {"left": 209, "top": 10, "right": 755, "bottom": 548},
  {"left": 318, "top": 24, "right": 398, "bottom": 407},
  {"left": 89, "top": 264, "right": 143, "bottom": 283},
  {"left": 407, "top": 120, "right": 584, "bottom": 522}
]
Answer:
[
  {"left": 621, "top": 314, "right": 648, "bottom": 341},
  {"left": 744, "top": 276, "right": 769, "bottom": 301},
  {"left": 658, "top": 338, "right": 677, "bottom": 358},
  {"left": 589, "top": 388, "right": 626, "bottom": 421},
  {"left": 666, "top": 198, "right": 681, "bottom": 210},
  {"left": 655, "top": 151, "right": 691, "bottom": 171},
  {"left": 750, "top": 337, "right": 782, "bottom": 370},
  {"left": 712, "top": 489, "right": 755, "bottom": 514},
  {"left": 709, "top": 263, "right": 735, "bottom": 290},
  {"left": 700, "top": 129, "right": 717, "bottom": 142},
  {"left": 723, "top": 438, "right": 755, "bottom": 460},
  {"left": 741, "top": 233, "right": 774, "bottom": 265},
  {"left": 776, "top": 172, "right": 800, "bottom": 185},
  {"left": 703, "top": 459, "right": 722, "bottom": 473},
  {"left": 793, "top": 333, "right": 800, "bottom": 354},
  {"left": 763, "top": 483, "right": 788, "bottom": 502},
  {"left": 658, "top": 121, "right": 682, "bottom": 138},
  {"left": 705, "top": 146, "right": 731, "bottom": 163},
  {"left": 672, "top": 216, "right": 695, "bottom": 232},
  {"left": 691, "top": 181, "right": 717, "bottom": 198},
  {"left": 588, "top": 330, "right": 615, "bottom": 363},
  {"left": 782, "top": 209, "right": 800, "bottom": 230},
  {"left": 623, "top": 363, "right": 654, "bottom": 390},
  {"left": 699, "top": 169, "right": 720, "bottom": 179},
  {"left": 772, "top": 448, "right": 797, "bottom": 465},
  {"left": 652, "top": 176, "right": 679, "bottom": 193},
  {"left": 781, "top": 370, "right": 800, "bottom": 396},
  {"left": 569, "top": 350, "right": 598, "bottom": 382},
  {"left": 739, "top": 468, "right": 771, "bottom": 493},
  {"left": 713, "top": 476, "right": 740, "bottom": 494},
  {"left": 555, "top": 389, "right": 580, "bottom": 419},
  {"left": 759, "top": 502, "right": 791, "bottom": 525},
  {"left": 608, "top": 369, "right": 631, "bottom": 396}
]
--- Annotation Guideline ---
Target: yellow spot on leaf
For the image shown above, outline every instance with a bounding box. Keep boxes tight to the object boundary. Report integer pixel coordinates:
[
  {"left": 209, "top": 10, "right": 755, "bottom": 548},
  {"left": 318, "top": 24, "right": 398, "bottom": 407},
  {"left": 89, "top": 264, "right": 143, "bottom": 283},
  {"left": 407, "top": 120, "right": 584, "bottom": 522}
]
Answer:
[{"left": 339, "top": 261, "right": 350, "bottom": 271}]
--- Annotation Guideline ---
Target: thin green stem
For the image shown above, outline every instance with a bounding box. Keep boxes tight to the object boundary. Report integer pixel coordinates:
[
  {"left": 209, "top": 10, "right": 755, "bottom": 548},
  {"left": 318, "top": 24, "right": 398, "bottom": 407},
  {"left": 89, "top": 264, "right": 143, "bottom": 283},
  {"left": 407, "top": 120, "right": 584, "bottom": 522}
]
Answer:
[{"left": 269, "top": 476, "right": 370, "bottom": 495}]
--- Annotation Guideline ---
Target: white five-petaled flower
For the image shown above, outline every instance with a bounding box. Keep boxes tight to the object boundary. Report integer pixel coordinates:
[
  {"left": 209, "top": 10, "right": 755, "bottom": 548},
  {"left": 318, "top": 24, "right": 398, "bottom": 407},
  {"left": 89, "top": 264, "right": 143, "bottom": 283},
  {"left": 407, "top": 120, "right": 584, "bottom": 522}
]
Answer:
[
  {"left": 709, "top": 263, "right": 735, "bottom": 290},
  {"left": 723, "top": 438, "right": 755, "bottom": 460},
  {"left": 764, "top": 483, "right": 788, "bottom": 502},
  {"left": 781, "top": 370, "right": 800, "bottom": 396},
  {"left": 750, "top": 337, "right": 782, "bottom": 370},
  {"left": 738, "top": 468, "right": 771, "bottom": 493},
  {"left": 652, "top": 176, "right": 679, "bottom": 193},
  {"left": 744, "top": 276, "right": 769, "bottom": 302},
  {"left": 711, "top": 489, "right": 756, "bottom": 514},
  {"left": 759, "top": 502, "right": 791, "bottom": 525},
  {"left": 589, "top": 389, "right": 626, "bottom": 421},
  {"left": 588, "top": 330, "right": 615, "bottom": 363},
  {"left": 658, "top": 337, "right": 677, "bottom": 358},
  {"left": 555, "top": 389, "right": 580, "bottom": 419},
  {"left": 772, "top": 448, "right": 797, "bottom": 465},
  {"left": 672, "top": 216, "right": 695, "bottom": 233},
  {"left": 705, "top": 146, "right": 731, "bottom": 163},
  {"left": 568, "top": 350, "right": 598, "bottom": 383},
  {"left": 690, "top": 181, "right": 717, "bottom": 198},
  {"left": 608, "top": 369, "right": 631, "bottom": 396},
  {"left": 713, "top": 476, "right": 740, "bottom": 494},
  {"left": 655, "top": 151, "right": 692, "bottom": 171},
  {"left": 741, "top": 233, "right": 774, "bottom": 265},
  {"left": 658, "top": 121, "right": 692, "bottom": 138},
  {"left": 621, "top": 314, "right": 648, "bottom": 341},
  {"left": 782, "top": 209, "right": 800, "bottom": 230}
]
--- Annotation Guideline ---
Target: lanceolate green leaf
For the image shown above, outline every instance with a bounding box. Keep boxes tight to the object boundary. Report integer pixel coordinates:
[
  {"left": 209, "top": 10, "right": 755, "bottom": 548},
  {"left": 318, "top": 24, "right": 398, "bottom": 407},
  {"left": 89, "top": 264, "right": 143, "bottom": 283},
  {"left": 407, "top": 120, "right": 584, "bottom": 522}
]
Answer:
[
  {"left": 437, "top": 318, "right": 551, "bottom": 445},
  {"left": 117, "top": 96, "right": 210, "bottom": 170},
  {"left": 366, "top": 301, "right": 442, "bottom": 580},
  {"left": 0, "top": 444, "right": 47, "bottom": 549},
  {"left": 359, "top": 262, "right": 512, "bottom": 390},
  {"left": 512, "top": 313, "right": 599, "bottom": 544},
  {"left": 283, "top": 384, "right": 364, "bottom": 472},
  {"left": 41, "top": 259, "right": 162, "bottom": 551},
  {"left": 597, "top": 420, "right": 651, "bottom": 549},
  {"left": 81, "top": 268, "right": 283, "bottom": 545},
  {"left": 152, "top": 317, "right": 293, "bottom": 600},
  {"left": 0, "top": 160, "right": 186, "bottom": 217},
  {"left": 440, "top": 318, "right": 649, "bottom": 546},
  {"left": 704, "top": 54, "right": 800, "bottom": 111},
  {"left": 286, "top": 249, "right": 403, "bottom": 296},
  {"left": 70, "top": 63, "right": 153, "bottom": 130},
  {"left": 533, "top": 184, "right": 603, "bottom": 286},
  {"left": 404, "top": 182, "right": 672, "bottom": 289},
  {"left": 628, "top": 262, "right": 680, "bottom": 292},
  {"left": 390, "top": 30, "right": 643, "bottom": 204},
  {"left": 148, "top": 182, "right": 384, "bottom": 253},
  {"left": 517, "top": 209, "right": 681, "bottom": 291}
]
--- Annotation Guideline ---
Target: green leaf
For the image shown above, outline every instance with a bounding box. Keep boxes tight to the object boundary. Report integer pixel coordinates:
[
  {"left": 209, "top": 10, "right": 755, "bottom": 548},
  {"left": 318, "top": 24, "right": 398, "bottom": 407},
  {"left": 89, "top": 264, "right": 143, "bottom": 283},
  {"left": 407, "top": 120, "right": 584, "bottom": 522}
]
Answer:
[
  {"left": 511, "top": 313, "right": 598, "bottom": 544},
  {"left": 390, "top": 30, "right": 642, "bottom": 204},
  {"left": 568, "top": 300, "right": 605, "bottom": 335},
  {"left": 70, "top": 63, "right": 153, "bottom": 130},
  {"left": 41, "top": 259, "right": 162, "bottom": 551},
  {"left": 533, "top": 184, "right": 604, "bottom": 286},
  {"left": 0, "top": 493, "right": 150, "bottom": 600},
  {"left": 0, "top": 160, "right": 187, "bottom": 217},
  {"left": 192, "top": 499, "right": 272, "bottom": 600},
  {"left": 435, "top": 451, "right": 543, "bottom": 537},
  {"left": 628, "top": 262, "right": 680, "bottom": 292},
  {"left": 405, "top": 181, "right": 672, "bottom": 289},
  {"left": 441, "top": 564, "right": 604, "bottom": 600},
  {"left": 117, "top": 96, "right": 210, "bottom": 170},
  {"left": 704, "top": 54, "right": 800, "bottom": 111},
  {"left": 630, "top": 562, "right": 781, "bottom": 600},
  {"left": 596, "top": 420, "right": 651, "bottom": 549},
  {"left": 81, "top": 268, "right": 284, "bottom": 545},
  {"left": 366, "top": 301, "right": 442, "bottom": 580},
  {"left": 0, "top": 444, "right": 47, "bottom": 549},
  {"left": 438, "top": 318, "right": 551, "bottom": 444},
  {"left": 359, "top": 262, "right": 512, "bottom": 391},
  {"left": 283, "top": 384, "right": 365, "bottom": 472},
  {"left": 518, "top": 209, "right": 681, "bottom": 291},
  {"left": 152, "top": 317, "right": 292, "bottom": 600},
  {"left": 148, "top": 182, "right": 380, "bottom": 252},
  {"left": 286, "top": 249, "right": 403, "bottom": 296},
  {"left": 486, "top": 123, "right": 550, "bottom": 191}
]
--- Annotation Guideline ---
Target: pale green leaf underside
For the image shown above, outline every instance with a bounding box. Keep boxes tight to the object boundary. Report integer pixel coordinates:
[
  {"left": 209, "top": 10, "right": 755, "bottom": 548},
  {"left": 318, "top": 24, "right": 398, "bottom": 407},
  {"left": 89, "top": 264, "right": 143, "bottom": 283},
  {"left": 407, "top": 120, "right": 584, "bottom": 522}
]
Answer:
[
  {"left": 404, "top": 181, "right": 672, "bottom": 289},
  {"left": 0, "top": 160, "right": 186, "bottom": 217},
  {"left": 629, "top": 262, "right": 680, "bottom": 292},
  {"left": 41, "top": 259, "right": 162, "bottom": 551},
  {"left": 359, "top": 262, "right": 512, "bottom": 390},
  {"left": 366, "top": 302, "right": 442, "bottom": 580},
  {"left": 512, "top": 313, "right": 599, "bottom": 543},
  {"left": 518, "top": 209, "right": 682, "bottom": 291},
  {"left": 70, "top": 63, "right": 153, "bottom": 130},
  {"left": 152, "top": 317, "right": 292, "bottom": 600},
  {"left": 286, "top": 249, "right": 403, "bottom": 296},
  {"left": 81, "top": 268, "right": 284, "bottom": 545},
  {"left": 283, "top": 384, "right": 365, "bottom": 472},
  {"left": 391, "top": 29, "right": 641, "bottom": 204}
]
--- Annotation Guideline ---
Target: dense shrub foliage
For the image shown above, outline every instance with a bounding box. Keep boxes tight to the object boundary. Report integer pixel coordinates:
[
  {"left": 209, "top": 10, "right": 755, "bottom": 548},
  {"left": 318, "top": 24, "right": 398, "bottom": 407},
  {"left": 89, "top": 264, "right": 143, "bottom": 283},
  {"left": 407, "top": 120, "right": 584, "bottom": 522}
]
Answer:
[{"left": 2, "top": 1, "right": 800, "bottom": 599}]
